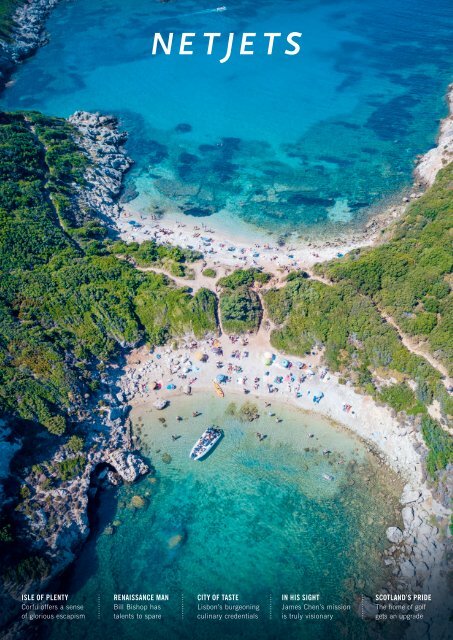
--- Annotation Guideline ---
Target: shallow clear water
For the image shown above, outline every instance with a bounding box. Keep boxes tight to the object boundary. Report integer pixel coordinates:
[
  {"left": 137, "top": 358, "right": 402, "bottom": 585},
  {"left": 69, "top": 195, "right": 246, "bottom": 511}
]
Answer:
[
  {"left": 48, "top": 396, "right": 403, "bottom": 640},
  {"left": 2, "top": 0, "right": 452, "bottom": 233}
]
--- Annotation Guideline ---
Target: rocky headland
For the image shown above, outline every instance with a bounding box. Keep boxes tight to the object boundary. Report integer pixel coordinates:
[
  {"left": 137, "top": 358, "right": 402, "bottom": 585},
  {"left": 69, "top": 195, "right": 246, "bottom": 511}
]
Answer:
[
  {"left": 69, "top": 111, "right": 134, "bottom": 224},
  {"left": 0, "top": 0, "right": 61, "bottom": 89},
  {"left": 0, "top": 112, "right": 143, "bottom": 638}
]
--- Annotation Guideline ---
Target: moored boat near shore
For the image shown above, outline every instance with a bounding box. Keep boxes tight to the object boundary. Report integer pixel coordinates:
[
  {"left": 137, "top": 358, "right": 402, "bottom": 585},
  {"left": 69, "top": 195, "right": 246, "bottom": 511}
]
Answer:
[{"left": 190, "top": 426, "right": 223, "bottom": 460}]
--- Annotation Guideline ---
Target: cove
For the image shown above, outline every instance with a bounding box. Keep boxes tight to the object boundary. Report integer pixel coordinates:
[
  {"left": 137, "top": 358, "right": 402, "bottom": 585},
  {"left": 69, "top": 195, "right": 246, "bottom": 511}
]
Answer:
[
  {"left": 1, "top": 0, "right": 452, "bottom": 233},
  {"left": 45, "top": 395, "right": 404, "bottom": 640}
]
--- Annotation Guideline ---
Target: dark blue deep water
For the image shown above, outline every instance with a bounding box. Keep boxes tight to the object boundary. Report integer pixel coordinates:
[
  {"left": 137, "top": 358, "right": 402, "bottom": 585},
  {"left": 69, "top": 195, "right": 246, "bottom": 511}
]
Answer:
[{"left": 2, "top": 0, "right": 452, "bottom": 232}]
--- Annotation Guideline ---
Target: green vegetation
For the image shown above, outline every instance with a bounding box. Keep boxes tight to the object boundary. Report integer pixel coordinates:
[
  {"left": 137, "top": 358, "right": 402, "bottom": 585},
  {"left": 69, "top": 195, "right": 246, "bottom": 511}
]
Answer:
[
  {"left": 264, "top": 274, "right": 439, "bottom": 399},
  {"left": 265, "top": 273, "right": 452, "bottom": 477},
  {"left": 317, "top": 164, "right": 453, "bottom": 376},
  {"left": 134, "top": 278, "right": 218, "bottom": 344},
  {"left": 0, "top": 112, "right": 218, "bottom": 435},
  {"left": 0, "top": 110, "right": 220, "bottom": 586},
  {"left": 264, "top": 164, "right": 453, "bottom": 483},
  {"left": 379, "top": 383, "right": 425, "bottom": 416},
  {"left": 54, "top": 455, "right": 86, "bottom": 481},
  {"left": 218, "top": 268, "right": 270, "bottom": 289},
  {"left": 421, "top": 416, "right": 453, "bottom": 477},
  {"left": 0, "top": 0, "right": 21, "bottom": 42},
  {"left": 66, "top": 435, "right": 84, "bottom": 453},
  {"left": 202, "top": 267, "right": 217, "bottom": 278},
  {"left": 220, "top": 287, "right": 262, "bottom": 334},
  {"left": 217, "top": 268, "right": 268, "bottom": 334},
  {"left": 109, "top": 239, "right": 201, "bottom": 277}
]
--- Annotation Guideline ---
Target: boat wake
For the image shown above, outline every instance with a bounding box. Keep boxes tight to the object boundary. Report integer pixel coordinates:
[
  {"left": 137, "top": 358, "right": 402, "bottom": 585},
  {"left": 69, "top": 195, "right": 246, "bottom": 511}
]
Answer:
[{"left": 178, "top": 6, "right": 227, "bottom": 18}]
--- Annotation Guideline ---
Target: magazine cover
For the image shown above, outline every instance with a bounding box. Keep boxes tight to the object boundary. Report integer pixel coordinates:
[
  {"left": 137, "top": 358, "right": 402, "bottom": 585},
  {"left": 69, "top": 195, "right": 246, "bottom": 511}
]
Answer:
[{"left": 0, "top": 1, "right": 451, "bottom": 639}]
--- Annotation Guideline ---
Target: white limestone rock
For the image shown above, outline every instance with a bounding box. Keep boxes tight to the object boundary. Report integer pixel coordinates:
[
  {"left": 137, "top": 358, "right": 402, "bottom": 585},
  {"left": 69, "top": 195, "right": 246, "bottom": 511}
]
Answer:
[
  {"left": 400, "top": 485, "right": 421, "bottom": 504},
  {"left": 106, "top": 450, "right": 149, "bottom": 482},
  {"left": 386, "top": 526, "right": 404, "bottom": 544}
]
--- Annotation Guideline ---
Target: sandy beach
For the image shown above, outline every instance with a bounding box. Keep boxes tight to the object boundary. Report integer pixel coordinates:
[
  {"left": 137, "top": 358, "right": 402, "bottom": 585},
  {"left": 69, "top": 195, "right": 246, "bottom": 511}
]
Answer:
[
  {"left": 117, "top": 329, "right": 450, "bottom": 617},
  {"left": 122, "top": 332, "right": 425, "bottom": 482},
  {"left": 107, "top": 85, "right": 453, "bottom": 630},
  {"left": 116, "top": 198, "right": 410, "bottom": 276},
  {"left": 115, "top": 84, "right": 453, "bottom": 279}
]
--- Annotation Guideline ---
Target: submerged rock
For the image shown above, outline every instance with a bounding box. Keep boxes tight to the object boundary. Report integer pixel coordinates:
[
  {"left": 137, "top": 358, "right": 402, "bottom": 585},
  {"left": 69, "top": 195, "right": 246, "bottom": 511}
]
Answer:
[
  {"left": 168, "top": 533, "right": 184, "bottom": 549},
  {"left": 130, "top": 495, "right": 146, "bottom": 509}
]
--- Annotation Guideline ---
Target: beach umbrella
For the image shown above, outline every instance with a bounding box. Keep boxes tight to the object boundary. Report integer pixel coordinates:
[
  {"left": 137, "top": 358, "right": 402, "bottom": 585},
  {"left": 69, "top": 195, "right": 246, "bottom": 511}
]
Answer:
[
  {"left": 166, "top": 383, "right": 176, "bottom": 390},
  {"left": 263, "top": 351, "right": 273, "bottom": 366},
  {"left": 183, "top": 385, "right": 191, "bottom": 395},
  {"left": 280, "top": 359, "right": 289, "bottom": 368},
  {"left": 194, "top": 351, "right": 207, "bottom": 362},
  {"left": 216, "top": 374, "right": 226, "bottom": 383}
]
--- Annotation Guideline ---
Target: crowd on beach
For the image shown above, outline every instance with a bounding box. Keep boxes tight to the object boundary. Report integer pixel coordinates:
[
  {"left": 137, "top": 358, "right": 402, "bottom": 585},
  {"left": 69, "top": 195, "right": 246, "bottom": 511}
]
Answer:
[
  {"left": 118, "top": 216, "right": 349, "bottom": 271},
  {"left": 121, "top": 334, "right": 356, "bottom": 422}
]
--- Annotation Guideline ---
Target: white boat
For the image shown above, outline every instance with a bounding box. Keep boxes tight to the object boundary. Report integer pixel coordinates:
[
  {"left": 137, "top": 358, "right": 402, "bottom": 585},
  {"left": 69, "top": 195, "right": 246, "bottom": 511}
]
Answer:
[
  {"left": 216, "top": 6, "right": 227, "bottom": 11},
  {"left": 190, "top": 426, "right": 223, "bottom": 460}
]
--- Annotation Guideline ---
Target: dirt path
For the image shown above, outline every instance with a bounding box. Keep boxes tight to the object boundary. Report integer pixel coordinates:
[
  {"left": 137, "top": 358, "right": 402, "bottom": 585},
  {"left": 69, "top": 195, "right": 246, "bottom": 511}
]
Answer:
[
  {"left": 380, "top": 310, "right": 452, "bottom": 389},
  {"left": 135, "top": 259, "right": 452, "bottom": 393}
]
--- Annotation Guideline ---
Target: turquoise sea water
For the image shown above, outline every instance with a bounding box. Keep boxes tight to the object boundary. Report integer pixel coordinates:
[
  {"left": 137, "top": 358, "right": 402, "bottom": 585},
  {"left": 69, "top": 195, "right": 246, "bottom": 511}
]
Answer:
[
  {"left": 2, "top": 0, "right": 452, "bottom": 232},
  {"left": 46, "top": 397, "right": 404, "bottom": 640}
]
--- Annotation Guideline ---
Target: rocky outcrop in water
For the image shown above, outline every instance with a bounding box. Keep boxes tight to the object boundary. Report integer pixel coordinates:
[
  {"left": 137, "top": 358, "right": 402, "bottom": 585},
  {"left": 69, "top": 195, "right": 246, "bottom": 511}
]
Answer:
[
  {"left": 378, "top": 482, "right": 451, "bottom": 639},
  {"left": 68, "top": 111, "right": 133, "bottom": 223},
  {"left": 11, "top": 389, "right": 149, "bottom": 590},
  {"left": 106, "top": 449, "right": 149, "bottom": 482},
  {"left": 1, "top": 388, "right": 150, "bottom": 638},
  {"left": 0, "top": 1, "right": 61, "bottom": 89}
]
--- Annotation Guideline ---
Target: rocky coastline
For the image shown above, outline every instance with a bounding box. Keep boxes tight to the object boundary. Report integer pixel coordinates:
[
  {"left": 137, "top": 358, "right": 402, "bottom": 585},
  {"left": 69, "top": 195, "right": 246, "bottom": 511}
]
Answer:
[
  {"left": 1, "top": 377, "right": 151, "bottom": 639},
  {"left": 121, "top": 340, "right": 451, "bottom": 639},
  {"left": 0, "top": 0, "right": 61, "bottom": 90},
  {"left": 415, "top": 84, "right": 453, "bottom": 186},
  {"left": 68, "top": 111, "right": 134, "bottom": 224},
  {"left": 0, "top": 112, "right": 142, "bottom": 639},
  {"left": 14, "top": 109, "right": 141, "bottom": 581},
  {"left": 0, "top": 4, "right": 450, "bottom": 630}
]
